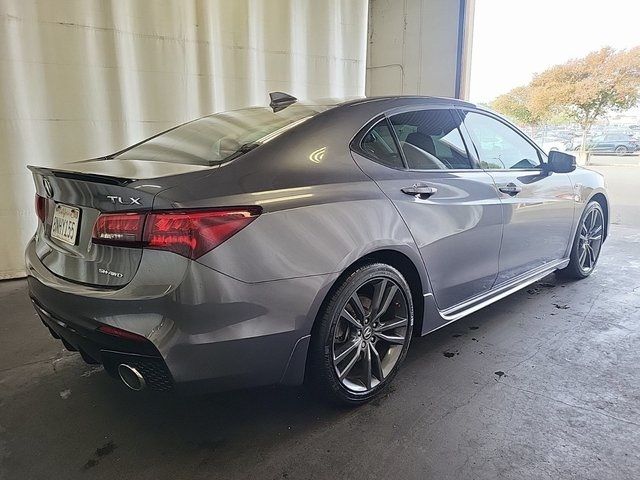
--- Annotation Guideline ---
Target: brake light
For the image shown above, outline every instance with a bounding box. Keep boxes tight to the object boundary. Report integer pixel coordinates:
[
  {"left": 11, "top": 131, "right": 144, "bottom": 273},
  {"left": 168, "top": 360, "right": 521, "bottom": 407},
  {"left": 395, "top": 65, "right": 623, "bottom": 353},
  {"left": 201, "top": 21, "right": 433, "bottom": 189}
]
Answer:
[
  {"left": 143, "top": 207, "right": 261, "bottom": 259},
  {"left": 92, "top": 212, "right": 145, "bottom": 247},
  {"left": 35, "top": 194, "right": 46, "bottom": 223},
  {"left": 91, "top": 207, "right": 261, "bottom": 259}
]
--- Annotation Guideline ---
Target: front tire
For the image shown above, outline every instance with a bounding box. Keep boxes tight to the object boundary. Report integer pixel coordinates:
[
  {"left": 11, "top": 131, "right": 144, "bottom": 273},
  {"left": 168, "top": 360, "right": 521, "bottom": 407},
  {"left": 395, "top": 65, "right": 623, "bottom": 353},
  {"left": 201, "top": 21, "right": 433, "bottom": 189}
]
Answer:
[
  {"left": 559, "top": 201, "right": 605, "bottom": 279},
  {"left": 307, "top": 263, "right": 414, "bottom": 406}
]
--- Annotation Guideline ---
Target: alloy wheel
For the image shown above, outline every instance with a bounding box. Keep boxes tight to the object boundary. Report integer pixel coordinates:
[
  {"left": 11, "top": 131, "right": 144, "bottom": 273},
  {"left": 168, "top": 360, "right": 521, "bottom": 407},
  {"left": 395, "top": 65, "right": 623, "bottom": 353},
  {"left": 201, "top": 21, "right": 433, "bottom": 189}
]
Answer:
[
  {"left": 578, "top": 207, "right": 604, "bottom": 273},
  {"left": 331, "top": 277, "right": 410, "bottom": 393}
]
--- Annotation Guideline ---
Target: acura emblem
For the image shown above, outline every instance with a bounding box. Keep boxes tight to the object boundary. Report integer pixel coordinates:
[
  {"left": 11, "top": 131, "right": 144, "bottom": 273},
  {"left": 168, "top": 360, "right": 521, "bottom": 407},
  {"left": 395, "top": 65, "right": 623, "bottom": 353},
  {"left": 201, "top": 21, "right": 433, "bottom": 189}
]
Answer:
[{"left": 43, "top": 178, "right": 53, "bottom": 198}]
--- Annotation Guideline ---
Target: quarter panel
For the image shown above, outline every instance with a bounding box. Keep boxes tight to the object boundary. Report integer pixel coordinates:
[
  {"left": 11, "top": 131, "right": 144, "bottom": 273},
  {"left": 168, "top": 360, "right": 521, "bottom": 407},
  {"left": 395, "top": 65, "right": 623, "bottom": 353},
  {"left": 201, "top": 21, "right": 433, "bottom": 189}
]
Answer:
[
  {"left": 198, "top": 194, "right": 420, "bottom": 282},
  {"left": 157, "top": 263, "right": 338, "bottom": 385}
]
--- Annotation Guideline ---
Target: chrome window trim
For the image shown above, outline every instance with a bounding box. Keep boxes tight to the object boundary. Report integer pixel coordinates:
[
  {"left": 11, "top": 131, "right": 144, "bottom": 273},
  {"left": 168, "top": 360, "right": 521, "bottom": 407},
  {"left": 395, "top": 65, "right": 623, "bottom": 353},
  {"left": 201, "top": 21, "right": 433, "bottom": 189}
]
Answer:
[{"left": 350, "top": 103, "right": 482, "bottom": 173}]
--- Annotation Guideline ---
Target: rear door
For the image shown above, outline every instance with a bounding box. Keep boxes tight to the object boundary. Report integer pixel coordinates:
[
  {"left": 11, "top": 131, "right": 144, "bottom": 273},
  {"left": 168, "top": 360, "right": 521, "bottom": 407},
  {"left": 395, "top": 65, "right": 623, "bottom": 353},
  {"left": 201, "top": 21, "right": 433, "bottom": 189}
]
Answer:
[
  {"left": 351, "top": 106, "right": 503, "bottom": 310},
  {"left": 457, "top": 108, "right": 575, "bottom": 285},
  {"left": 600, "top": 135, "right": 617, "bottom": 152}
]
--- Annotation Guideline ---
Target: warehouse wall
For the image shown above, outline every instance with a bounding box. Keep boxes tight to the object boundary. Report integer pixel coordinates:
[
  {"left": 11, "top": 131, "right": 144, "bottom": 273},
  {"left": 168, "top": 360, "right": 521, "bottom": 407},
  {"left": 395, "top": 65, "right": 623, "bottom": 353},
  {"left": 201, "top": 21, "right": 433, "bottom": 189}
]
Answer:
[
  {"left": 0, "top": 0, "right": 368, "bottom": 279},
  {"left": 366, "top": 0, "right": 474, "bottom": 98}
]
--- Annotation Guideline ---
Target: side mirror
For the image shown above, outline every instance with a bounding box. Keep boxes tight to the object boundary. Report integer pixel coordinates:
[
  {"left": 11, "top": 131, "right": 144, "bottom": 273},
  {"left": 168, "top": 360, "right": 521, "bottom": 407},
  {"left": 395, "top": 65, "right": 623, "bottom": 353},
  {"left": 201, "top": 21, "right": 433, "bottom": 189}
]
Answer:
[{"left": 546, "top": 150, "right": 576, "bottom": 173}]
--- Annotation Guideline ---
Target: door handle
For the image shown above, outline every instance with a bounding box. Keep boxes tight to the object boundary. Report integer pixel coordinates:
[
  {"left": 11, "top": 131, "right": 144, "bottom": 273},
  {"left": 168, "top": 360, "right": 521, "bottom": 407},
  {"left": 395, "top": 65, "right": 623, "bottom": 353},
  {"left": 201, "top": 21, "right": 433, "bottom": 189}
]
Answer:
[
  {"left": 401, "top": 184, "right": 438, "bottom": 199},
  {"left": 498, "top": 183, "right": 522, "bottom": 196}
]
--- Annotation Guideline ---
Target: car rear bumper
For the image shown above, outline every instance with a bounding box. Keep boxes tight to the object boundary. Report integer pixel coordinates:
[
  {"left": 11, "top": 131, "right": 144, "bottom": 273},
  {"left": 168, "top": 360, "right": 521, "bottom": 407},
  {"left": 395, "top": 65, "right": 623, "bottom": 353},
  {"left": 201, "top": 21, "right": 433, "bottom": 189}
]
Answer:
[
  {"left": 25, "top": 237, "right": 336, "bottom": 393},
  {"left": 32, "top": 297, "right": 174, "bottom": 391}
]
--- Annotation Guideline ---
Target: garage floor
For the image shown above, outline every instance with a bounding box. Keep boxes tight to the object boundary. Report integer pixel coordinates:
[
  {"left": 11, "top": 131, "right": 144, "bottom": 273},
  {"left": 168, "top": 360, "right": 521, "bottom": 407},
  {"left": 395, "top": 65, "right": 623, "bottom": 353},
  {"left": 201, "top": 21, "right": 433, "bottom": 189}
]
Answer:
[{"left": 1, "top": 226, "right": 639, "bottom": 480}]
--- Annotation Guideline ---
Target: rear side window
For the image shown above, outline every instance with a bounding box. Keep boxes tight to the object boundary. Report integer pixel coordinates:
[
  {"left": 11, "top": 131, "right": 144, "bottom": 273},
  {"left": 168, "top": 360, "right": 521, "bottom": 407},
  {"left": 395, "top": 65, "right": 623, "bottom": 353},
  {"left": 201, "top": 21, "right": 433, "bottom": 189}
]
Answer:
[
  {"left": 608, "top": 135, "right": 630, "bottom": 141},
  {"left": 360, "top": 120, "right": 404, "bottom": 169},
  {"left": 389, "top": 109, "right": 473, "bottom": 170}
]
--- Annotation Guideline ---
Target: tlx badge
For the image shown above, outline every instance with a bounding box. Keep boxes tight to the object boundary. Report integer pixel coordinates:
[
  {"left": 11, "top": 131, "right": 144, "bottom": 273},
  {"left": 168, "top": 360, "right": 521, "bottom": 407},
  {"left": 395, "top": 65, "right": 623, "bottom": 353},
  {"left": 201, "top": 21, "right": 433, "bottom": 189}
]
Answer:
[{"left": 106, "top": 195, "right": 141, "bottom": 205}]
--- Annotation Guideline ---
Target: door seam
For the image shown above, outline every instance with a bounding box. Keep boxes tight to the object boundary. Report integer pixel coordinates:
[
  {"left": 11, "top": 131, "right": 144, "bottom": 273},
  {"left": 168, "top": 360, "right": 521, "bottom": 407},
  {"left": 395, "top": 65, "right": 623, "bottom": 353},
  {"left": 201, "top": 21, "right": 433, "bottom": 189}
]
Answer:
[{"left": 349, "top": 151, "right": 437, "bottom": 299}]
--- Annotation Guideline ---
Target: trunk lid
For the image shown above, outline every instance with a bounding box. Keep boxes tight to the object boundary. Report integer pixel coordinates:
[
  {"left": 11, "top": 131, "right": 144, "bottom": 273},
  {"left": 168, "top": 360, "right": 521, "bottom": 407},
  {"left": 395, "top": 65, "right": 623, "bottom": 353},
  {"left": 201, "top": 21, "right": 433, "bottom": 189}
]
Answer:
[
  {"left": 27, "top": 102, "right": 333, "bottom": 287},
  {"left": 28, "top": 161, "right": 207, "bottom": 287}
]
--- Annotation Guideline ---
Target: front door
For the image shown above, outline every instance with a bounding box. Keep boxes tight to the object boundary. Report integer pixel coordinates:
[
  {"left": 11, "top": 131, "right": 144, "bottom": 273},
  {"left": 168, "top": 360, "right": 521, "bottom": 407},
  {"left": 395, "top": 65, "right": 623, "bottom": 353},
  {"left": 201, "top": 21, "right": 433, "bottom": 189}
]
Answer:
[
  {"left": 459, "top": 109, "right": 575, "bottom": 285},
  {"left": 351, "top": 107, "right": 503, "bottom": 310}
]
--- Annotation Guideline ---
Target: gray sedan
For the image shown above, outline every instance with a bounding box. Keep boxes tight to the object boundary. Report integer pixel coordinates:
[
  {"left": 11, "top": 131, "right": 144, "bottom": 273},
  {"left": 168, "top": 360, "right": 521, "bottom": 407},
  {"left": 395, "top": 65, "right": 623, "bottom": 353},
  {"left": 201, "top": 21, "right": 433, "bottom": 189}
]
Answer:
[{"left": 26, "top": 94, "right": 608, "bottom": 405}]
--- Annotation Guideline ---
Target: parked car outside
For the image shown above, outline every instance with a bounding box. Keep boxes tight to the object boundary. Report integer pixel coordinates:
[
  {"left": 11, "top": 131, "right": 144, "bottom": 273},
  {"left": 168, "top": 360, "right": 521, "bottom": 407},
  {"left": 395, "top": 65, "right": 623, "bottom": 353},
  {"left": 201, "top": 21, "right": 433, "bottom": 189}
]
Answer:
[
  {"left": 575, "top": 133, "right": 640, "bottom": 154},
  {"left": 533, "top": 136, "right": 570, "bottom": 153},
  {"left": 26, "top": 94, "right": 609, "bottom": 405}
]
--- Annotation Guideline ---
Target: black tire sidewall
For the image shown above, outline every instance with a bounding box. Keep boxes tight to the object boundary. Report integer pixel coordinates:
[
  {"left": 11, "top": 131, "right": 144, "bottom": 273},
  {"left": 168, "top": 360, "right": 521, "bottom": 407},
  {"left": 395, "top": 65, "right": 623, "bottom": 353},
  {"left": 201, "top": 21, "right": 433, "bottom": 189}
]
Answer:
[
  {"left": 309, "top": 263, "right": 414, "bottom": 405},
  {"left": 563, "top": 201, "right": 604, "bottom": 279}
]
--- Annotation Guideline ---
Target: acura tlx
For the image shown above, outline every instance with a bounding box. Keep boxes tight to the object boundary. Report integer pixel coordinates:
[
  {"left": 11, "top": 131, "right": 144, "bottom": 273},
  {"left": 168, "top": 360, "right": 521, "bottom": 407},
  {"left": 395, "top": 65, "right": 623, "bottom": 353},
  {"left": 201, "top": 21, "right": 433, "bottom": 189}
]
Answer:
[{"left": 26, "top": 93, "right": 608, "bottom": 405}]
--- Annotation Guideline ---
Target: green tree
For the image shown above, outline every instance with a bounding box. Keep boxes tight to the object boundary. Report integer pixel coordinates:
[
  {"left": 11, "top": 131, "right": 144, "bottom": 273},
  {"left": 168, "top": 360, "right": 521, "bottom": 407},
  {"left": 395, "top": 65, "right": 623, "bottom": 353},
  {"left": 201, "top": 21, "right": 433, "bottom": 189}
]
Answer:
[
  {"left": 531, "top": 47, "right": 640, "bottom": 149},
  {"left": 490, "top": 85, "right": 545, "bottom": 132}
]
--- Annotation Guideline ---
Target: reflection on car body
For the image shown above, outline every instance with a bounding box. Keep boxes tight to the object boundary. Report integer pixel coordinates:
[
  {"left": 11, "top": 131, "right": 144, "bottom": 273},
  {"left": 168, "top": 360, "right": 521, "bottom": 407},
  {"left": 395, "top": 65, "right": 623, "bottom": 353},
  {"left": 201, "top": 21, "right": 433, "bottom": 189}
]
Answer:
[{"left": 26, "top": 94, "right": 609, "bottom": 405}]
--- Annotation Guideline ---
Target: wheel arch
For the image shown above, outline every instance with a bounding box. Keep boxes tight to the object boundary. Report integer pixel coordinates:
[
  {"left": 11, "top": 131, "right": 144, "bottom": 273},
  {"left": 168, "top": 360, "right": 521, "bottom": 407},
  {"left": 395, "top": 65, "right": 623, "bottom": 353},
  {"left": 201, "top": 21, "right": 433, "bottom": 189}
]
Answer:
[
  {"left": 285, "top": 246, "right": 432, "bottom": 386},
  {"left": 296, "top": 248, "right": 426, "bottom": 387},
  {"left": 589, "top": 192, "right": 609, "bottom": 241},
  {"left": 309, "top": 248, "right": 428, "bottom": 342}
]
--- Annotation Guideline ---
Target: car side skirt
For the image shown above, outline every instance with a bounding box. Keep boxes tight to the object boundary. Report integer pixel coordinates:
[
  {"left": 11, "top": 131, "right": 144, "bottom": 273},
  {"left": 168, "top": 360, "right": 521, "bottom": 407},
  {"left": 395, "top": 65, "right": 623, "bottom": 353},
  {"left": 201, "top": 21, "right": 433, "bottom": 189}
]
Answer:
[{"left": 420, "top": 258, "right": 570, "bottom": 336}]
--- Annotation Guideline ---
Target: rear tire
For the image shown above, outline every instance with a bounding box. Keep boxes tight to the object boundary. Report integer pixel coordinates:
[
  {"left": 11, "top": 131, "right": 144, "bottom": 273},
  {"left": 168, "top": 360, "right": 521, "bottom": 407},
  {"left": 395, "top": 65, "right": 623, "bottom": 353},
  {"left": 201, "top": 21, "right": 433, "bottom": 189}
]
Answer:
[
  {"left": 615, "top": 145, "right": 628, "bottom": 155},
  {"left": 558, "top": 201, "right": 604, "bottom": 279},
  {"left": 307, "top": 263, "right": 414, "bottom": 406}
]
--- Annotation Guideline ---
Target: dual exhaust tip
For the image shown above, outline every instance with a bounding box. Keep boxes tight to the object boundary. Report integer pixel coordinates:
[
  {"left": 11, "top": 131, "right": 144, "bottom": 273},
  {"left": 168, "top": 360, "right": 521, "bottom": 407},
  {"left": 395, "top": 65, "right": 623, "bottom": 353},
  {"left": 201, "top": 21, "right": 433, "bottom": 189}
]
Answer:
[{"left": 117, "top": 364, "right": 146, "bottom": 391}]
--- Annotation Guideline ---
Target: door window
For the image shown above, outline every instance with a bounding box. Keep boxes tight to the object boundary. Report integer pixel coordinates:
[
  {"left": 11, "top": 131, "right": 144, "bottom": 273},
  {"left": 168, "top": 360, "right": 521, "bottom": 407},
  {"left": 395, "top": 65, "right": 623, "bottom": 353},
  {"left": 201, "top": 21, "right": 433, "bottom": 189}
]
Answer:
[
  {"left": 389, "top": 110, "right": 473, "bottom": 170},
  {"left": 359, "top": 120, "right": 404, "bottom": 169},
  {"left": 462, "top": 111, "right": 541, "bottom": 170}
]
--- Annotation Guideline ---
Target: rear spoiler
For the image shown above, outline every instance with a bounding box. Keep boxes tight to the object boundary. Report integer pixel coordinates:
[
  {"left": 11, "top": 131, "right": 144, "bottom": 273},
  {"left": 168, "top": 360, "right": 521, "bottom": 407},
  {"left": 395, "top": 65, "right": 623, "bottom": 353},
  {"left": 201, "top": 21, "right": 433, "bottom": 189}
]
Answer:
[{"left": 27, "top": 165, "right": 133, "bottom": 186}]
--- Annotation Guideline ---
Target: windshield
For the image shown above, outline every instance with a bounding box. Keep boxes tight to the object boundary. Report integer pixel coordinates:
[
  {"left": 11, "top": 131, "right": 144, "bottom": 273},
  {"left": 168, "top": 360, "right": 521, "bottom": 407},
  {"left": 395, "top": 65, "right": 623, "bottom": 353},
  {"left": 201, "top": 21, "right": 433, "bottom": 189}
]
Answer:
[{"left": 114, "top": 104, "right": 331, "bottom": 166}]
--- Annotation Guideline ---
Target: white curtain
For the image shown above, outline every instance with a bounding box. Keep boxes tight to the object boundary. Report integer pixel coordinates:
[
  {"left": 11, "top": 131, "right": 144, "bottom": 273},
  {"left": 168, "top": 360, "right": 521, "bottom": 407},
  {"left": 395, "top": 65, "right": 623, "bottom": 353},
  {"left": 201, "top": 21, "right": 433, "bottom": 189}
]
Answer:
[{"left": 0, "top": 0, "right": 368, "bottom": 279}]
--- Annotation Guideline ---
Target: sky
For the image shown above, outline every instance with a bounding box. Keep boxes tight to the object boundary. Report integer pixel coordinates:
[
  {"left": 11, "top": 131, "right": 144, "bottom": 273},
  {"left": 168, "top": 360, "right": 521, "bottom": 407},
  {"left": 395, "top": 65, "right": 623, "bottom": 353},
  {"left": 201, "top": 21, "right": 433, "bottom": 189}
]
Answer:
[{"left": 469, "top": 0, "right": 640, "bottom": 103}]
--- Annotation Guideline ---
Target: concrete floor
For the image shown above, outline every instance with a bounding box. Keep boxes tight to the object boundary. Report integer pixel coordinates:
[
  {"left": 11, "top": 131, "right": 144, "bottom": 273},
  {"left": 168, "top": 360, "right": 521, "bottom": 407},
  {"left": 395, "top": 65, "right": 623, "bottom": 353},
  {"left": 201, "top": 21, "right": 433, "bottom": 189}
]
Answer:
[{"left": 1, "top": 226, "right": 639, "bottom": 480}]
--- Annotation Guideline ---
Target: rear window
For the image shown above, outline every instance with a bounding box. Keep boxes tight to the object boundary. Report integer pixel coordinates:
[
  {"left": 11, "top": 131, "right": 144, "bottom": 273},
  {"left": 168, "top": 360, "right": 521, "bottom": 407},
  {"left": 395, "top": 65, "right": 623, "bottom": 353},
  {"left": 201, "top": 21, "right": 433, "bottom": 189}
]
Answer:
[
  {"left": 604, "top": 134, "right": 631, "bottom": 141},
  {"left": 360, "top": 120, "right": 404, "bottom": 169},
  {"left": 115, "top": 104, "right": 330, "bottom": 166}
]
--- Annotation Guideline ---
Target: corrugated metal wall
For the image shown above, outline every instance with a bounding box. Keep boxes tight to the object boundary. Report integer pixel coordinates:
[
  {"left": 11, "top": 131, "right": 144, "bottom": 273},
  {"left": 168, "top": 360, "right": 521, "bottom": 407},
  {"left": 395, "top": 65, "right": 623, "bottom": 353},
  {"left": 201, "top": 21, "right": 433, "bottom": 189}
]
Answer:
[{"left": 0, "top": 0, "right": 368, "bottom": 279}]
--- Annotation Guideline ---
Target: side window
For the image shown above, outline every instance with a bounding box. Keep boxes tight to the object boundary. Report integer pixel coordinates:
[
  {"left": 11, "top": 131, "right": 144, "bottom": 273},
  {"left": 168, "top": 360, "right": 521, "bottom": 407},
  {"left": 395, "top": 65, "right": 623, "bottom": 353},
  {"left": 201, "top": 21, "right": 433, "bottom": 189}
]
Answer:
[
  {"left": 389, "top": 109, "right": 473, "bottom": 170},
  {"left": 462, "top": 111, "right": 541, "bottom": 170},
  {"left": 359, "top": 120, "right": 404, "bottom": 169}
]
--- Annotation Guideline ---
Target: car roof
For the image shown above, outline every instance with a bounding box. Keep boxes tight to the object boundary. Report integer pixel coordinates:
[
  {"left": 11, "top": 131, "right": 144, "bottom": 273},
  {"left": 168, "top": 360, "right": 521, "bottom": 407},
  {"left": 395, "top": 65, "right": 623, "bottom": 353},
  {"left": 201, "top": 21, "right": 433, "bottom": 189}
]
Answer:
[
  {"left": 299, "top": 95, "right": 477, "bottom": 110},
  {"left": 336, "top": 95, "right": 476, "bottom": 108}
]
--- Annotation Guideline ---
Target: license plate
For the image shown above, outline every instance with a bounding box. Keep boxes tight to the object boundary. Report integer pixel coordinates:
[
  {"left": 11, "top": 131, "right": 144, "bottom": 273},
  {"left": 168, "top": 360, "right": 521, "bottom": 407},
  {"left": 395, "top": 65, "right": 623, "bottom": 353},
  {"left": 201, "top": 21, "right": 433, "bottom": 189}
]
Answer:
[{"left": 51, "top": 204, "right": 81, "bottom": 246}]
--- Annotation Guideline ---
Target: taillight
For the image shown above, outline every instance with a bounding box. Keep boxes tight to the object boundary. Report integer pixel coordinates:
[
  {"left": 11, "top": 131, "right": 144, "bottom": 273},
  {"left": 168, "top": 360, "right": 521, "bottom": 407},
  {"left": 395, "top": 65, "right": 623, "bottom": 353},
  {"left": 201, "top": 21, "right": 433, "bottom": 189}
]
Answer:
[
  {"left": 92, "top": 212, "right": 145, "bottom": 247},
  {"left": 143, "top": 207, "right": 261, "bottom": 259},
  {"left": 35, "top": 194, "right": 46, "bottom": 223},
  {"left": 91, "top": 207, "right": 261, "bottom": 259}
]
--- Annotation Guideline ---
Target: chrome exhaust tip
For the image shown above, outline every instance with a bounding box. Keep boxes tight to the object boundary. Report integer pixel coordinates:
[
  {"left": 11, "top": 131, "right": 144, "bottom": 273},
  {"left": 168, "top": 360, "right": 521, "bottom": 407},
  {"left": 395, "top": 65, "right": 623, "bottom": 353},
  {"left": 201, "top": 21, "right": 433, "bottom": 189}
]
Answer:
[{"left": 117, "top": 364, "right": 146, "bottom": 391}]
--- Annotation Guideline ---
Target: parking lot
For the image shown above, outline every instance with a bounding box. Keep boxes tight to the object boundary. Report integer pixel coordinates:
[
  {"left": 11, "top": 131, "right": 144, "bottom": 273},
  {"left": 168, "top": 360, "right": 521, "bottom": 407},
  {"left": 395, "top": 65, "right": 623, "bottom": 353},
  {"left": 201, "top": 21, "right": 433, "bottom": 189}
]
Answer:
[{"left": 1, "top": 225, "right": 639, "bottom": 480}]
